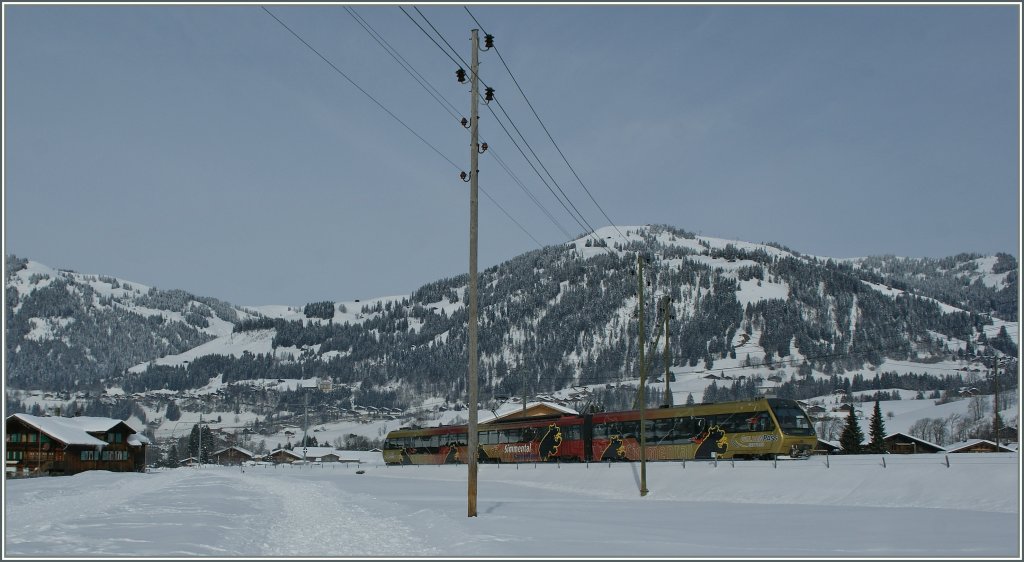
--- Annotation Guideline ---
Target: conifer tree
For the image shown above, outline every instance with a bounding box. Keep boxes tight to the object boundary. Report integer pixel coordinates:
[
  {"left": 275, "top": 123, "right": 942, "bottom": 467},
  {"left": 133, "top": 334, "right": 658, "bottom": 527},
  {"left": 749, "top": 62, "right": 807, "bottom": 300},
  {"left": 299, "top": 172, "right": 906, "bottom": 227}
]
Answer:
[
  {"left": 868, "top": 400, "right": 887, "bottom": 453},
  {"left": 839, "top": 404, "right": 865, "bottom": 454}
]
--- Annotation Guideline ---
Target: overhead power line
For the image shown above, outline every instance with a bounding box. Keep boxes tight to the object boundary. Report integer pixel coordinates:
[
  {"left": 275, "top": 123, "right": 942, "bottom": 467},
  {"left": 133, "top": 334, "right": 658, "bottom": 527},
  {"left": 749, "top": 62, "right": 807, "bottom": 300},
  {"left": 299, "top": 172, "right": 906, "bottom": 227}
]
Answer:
[
  {"left": 350, "top": 6, "right": 574, "bottom": 242},
  {"left": 402, "top": 6, "right": 616, "bottom": 254},
  {"left": 261, "top": 7, "right": 541, "bottom": 247},
  {"left": 465, "top": 7, "right": 629, "bottom": 246},
  {"left": 261, "top": 6, "right": 461, "bottom": 171}
]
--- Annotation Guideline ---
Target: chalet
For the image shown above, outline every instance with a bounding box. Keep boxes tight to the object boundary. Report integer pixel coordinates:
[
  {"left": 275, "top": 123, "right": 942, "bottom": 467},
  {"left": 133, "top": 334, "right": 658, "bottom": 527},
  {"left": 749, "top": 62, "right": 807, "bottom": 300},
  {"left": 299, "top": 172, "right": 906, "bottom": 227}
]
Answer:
[
  {"left": 5, "top": 413, "right": 148, "bottom": 477},
  {"left": 267, "top": 448, "right": 302, "bottom": 464},
  {"left": 882, "top": 432, "right": 945, "bottom": 454},
  {"left": 815, "top": 439, "right": 841, "bottom": 454},
  {"left": 481, "top": 402, "right": 579, "bottom": 425},
  {"left": 211, "top": 446, "right": 255, "bottom": 465},
  {"left": 945, "top": 439, "right": 1015, "bottom": 454},
  {"left": 295, "top": 446, "right": 344, "bottom": 462},
  {"left": 806, "top": 405, "right": 828, "bottom": 416}
]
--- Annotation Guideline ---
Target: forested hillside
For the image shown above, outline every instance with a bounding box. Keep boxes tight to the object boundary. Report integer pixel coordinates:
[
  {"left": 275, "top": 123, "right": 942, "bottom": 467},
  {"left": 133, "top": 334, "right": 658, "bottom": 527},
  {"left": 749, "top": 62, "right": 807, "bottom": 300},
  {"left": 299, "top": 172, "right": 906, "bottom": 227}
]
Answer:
[{"left": 5, "top": 225, "right": 1018, "bottom": 417}]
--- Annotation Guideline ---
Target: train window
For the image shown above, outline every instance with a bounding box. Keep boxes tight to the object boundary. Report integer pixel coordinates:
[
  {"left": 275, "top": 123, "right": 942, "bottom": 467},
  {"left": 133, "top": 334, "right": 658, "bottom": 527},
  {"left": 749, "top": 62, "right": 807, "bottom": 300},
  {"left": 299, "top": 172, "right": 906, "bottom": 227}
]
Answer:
[
  {"left": 505, "top": 428, "right": 522, "bottom": 442},
  {"left": 771, "top": 403, "right": 815, "bottom": 435},
  {"left": 563, "top": 425, "right": 580, "bottom": 441},
  {"left": 652, "top": 418, "right": 676, "bottom": 443},
  {"left": 742, "top": 412, "right": 774, "bottom": 433},
  {"left": 593, "top": 423, "right": 608, "bottom": 439}
]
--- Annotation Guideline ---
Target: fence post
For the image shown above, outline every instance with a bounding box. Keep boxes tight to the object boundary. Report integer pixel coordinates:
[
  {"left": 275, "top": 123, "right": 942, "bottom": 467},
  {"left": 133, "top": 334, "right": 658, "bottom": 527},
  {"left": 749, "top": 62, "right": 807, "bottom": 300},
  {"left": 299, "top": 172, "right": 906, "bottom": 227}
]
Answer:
[
  {"left": 825, "top": 453, "right": 830, "bottom": 469},
  {"left": 945, "top": 455, "right": 950, "bottom": 468},
  {"left": 881, "top": 456, "right": 886, "bottom": 469},
  {"left": 773, "top": 456, "right": 777, "bottom": 469}
]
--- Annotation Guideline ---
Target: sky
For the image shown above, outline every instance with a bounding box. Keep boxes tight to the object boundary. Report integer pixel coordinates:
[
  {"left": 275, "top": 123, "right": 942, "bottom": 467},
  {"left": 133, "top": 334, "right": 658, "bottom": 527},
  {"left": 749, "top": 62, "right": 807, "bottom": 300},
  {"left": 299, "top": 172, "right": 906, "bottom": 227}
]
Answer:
[
  {"left": 3, "top": 453, "right": 1020, "bottom": 557},
  {"left": 3, "top": 3, "right": 1020, "bottom": 307}
]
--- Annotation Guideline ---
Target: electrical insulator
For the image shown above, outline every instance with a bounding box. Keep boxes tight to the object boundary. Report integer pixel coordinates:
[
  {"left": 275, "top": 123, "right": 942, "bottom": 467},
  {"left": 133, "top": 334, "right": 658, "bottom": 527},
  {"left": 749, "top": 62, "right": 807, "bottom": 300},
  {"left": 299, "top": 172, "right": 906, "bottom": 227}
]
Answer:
[
  {"left": 461, "top": 117, "right": 469, "bottom": 128},
  {"left": 484, "top": 34, "right": 494, "bottom": 49},
  {"left": 484, "top": 87, "right": 495, "bottom": 101},
  {"left": 456, "top": 68, "right": 467, "bottom": 83},
  {"left": 480, "top": 142, "right": 488, "bottom": 153},
  {"left": 460, "top": 171, "right": 468, "bottom": 182}
]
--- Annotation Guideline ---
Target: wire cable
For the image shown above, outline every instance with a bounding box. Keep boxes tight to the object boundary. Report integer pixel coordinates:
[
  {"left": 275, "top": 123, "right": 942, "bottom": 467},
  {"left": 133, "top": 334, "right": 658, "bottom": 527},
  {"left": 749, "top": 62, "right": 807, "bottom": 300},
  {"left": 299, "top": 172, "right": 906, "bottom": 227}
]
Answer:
[
  {"left": 261, "top": 6, "right": 462, "bottom": 171},
  {"left": 403, "top": 6, "right": 618, "bottom": 252},
  {"left": 465, "top": 7, "right": 629, "bottom": 246}
]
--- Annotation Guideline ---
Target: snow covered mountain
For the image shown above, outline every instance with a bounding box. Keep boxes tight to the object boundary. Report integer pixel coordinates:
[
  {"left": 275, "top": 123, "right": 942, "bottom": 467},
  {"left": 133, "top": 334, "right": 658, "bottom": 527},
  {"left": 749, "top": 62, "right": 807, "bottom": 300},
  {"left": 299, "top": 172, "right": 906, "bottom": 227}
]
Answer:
[{"left": 5, "top": 224, "right": 1018, "bottom": 433}]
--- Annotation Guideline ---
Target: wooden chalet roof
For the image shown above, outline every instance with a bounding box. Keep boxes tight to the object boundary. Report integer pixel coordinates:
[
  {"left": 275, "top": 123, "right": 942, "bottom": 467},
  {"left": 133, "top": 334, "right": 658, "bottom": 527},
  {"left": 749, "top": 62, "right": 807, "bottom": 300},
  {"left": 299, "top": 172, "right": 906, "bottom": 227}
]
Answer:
[
  {"left": 268, "top": 448, "right": 302, "bottom": 459},
  {"left": 944, "top": 439, "right": 1015, "bottom": 453},
  {"left": 882, "top": 432, "right": 946, "bottom": 452},
  {"left": 6, "top": 414, "right": 137, "bottom": 447},
  {"left": 213, "top": 445, "right": 255, "bottom": 457},
  {"left": 481, "top": 402, "right": 579, "bottom": 425}
]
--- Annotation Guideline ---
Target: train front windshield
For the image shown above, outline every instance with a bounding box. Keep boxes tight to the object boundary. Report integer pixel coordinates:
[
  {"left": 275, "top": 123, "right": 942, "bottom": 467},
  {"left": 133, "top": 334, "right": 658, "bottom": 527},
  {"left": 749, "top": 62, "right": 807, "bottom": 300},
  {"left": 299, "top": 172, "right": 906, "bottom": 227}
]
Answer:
[{"left": 768, "top": 399, "right": 815, "bottom": 436}]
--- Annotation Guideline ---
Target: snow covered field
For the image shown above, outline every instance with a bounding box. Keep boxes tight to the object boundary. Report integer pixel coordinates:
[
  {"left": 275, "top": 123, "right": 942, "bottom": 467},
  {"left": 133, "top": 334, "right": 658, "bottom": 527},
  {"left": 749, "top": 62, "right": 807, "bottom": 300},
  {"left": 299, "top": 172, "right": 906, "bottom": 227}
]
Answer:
[{"left": 3, "top": 452, "right": 1019, "bottom": 558}]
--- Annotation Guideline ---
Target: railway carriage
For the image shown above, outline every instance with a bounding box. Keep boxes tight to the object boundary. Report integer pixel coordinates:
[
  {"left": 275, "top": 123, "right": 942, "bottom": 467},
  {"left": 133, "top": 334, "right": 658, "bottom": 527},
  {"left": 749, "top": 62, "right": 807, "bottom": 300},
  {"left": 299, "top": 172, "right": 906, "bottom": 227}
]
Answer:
[{"left": 383, "top": 397, "right": 817, "bottom": 465}]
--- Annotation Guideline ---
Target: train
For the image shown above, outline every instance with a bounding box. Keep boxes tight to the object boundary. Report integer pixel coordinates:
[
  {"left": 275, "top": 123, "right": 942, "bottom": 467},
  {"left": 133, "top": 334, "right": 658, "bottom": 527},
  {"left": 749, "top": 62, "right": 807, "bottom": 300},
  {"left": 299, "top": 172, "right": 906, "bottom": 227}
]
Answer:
[{"left": 382, "top": 397, "right": 818, "bottom": 465}]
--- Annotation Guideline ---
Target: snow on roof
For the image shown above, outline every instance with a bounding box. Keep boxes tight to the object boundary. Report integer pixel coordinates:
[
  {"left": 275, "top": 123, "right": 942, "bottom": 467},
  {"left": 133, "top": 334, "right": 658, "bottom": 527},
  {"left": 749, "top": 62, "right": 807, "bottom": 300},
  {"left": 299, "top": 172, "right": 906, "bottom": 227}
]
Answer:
[
  {"left": 127, "top": 434, "right": 151, "bottom": 446},
  {"left": 481, "top": 402, "right": 579, "bottom": 424},
  {"left": 945, "top": 439, "right": 1013, "bottom": 453},
  {"left": 884, "top": 432, "right": 946, "bottom": 451},
  {"left": 213, "top": 445, "right": 255, "bottom": 457},
  {"left": 8, "top": 414, "right": 127, "bottom": 447},
  {"left": 269, "top": 449, "right": 302, "bottom": 458},
  {"left": 295, "top": 447, "right": 341, "bottom": 457}
]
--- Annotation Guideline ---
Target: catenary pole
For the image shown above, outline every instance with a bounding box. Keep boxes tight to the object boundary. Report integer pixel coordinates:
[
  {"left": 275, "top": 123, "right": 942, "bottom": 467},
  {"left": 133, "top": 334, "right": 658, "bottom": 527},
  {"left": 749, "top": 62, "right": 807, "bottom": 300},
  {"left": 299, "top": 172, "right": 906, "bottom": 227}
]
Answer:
[{"left": 467, "top": 28, "right": 480, "bottom": 518}]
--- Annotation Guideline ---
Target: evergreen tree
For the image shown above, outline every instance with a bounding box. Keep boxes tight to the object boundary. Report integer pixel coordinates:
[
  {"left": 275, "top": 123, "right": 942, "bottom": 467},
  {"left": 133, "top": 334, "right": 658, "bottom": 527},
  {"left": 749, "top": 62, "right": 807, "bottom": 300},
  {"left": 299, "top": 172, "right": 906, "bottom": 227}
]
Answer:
[
  {"left": 187, "top": 424, "right": 214, "bottom": 463},
  {"left": 868, "top": 400, "right": 887, "bottom": 453},
  {"left": 165, "top": 443, "right": 180, "bottom": 467},
  {"left": 839, "top": 405, "right": 865, "bottom": 454},
  {"left": 685, "top": 393, "right": 695, "bottom": 406}
]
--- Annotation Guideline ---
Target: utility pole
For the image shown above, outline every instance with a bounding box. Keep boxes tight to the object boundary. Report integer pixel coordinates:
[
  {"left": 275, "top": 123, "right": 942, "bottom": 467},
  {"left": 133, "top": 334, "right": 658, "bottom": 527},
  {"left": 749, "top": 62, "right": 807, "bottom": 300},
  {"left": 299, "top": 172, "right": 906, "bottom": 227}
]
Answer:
[
  {"left": 637, "top": 253, "right": 648, "bottom": 497},
  {"left": 302, "top": 392, "right": 309, "bottom": 463},
  {"left": 992, "top": 356, "right": 1000, "bottom": 447},
  {"left": 466, "top": 27, "right": 481, "bottom": 518},
  {"left": 198, "top": 412, "right": 203, "bottom": 468},
  {"left": 662, "top": 295, "right": 672, "bottom": 407}
]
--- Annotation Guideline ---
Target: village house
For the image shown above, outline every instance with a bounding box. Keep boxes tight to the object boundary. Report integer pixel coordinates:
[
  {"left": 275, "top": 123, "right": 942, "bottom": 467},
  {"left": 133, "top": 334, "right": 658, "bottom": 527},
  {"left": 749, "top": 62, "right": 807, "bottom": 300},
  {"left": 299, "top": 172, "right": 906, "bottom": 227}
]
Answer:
[
  {"left": 5, "top": 413, "right": 149, "bottom": 477},
  {"left": 211, "top": 446, "right": 255, "bottom": 465},
  {"left": 266, "top": 448, "right": 302, "bottom": 464},
  {"left": 944, "top": 439, "right": 1015, "bottom": 454},
  {"left": 881, "top": 432, "right": 945, "bottom": 454}
]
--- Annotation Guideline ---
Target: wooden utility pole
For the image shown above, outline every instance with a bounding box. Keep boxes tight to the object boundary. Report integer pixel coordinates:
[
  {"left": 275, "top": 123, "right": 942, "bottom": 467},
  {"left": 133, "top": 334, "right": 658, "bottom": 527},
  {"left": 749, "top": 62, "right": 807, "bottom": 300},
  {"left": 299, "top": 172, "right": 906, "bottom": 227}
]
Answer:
[
  {"left": 467, "top": 28, "right": 481, "bottom": 518},
  {"left": 637, "top": 253, "right": 648, "bottom": 496}
]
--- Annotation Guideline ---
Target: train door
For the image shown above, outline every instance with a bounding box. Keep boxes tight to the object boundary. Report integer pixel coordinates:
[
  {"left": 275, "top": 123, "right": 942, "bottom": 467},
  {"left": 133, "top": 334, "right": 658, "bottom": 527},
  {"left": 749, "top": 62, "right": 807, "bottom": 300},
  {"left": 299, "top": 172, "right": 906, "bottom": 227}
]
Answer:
[{"left": 582, "top": 414, "right": 593, "bottom": 461}]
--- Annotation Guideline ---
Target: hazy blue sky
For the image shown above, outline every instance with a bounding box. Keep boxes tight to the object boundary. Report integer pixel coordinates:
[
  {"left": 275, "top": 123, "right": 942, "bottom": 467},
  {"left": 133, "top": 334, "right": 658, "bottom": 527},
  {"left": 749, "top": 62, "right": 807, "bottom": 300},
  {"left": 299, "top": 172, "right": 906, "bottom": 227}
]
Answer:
[{"left": 4, "top": 4, "right": 1020, "bottom": 306}]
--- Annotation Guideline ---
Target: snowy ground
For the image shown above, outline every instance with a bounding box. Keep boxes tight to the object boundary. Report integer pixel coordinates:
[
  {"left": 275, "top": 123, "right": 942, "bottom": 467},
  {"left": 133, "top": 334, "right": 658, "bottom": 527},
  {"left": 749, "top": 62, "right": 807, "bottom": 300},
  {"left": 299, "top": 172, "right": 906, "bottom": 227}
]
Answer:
[{"left": 3, "top": 452, "right": 1019, "bottom": 558}]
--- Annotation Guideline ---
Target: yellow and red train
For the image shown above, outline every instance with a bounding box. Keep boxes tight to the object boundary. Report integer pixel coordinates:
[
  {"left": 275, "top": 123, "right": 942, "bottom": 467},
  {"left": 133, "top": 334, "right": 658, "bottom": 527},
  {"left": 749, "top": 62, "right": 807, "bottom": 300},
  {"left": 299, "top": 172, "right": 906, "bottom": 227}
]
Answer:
[{"left": 383, "top": 397, "right": 818, "bottom": 465}]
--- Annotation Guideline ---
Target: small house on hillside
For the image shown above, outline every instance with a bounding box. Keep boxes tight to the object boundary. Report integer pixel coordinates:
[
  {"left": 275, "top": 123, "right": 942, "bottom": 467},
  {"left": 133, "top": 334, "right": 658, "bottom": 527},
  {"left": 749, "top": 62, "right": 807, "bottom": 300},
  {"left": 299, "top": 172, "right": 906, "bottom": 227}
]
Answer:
[
  {"left": 945, "top": 439, "right": 1015, "bottom": 454},
  {"left": 5, "top": 413, "right": 148, "bottom": 477},
  {"left": 212, "top": 446, "right": 255, "bottom": 465},
  {"left": 882, "top": 432, "right": 945, "bottom": 454}
]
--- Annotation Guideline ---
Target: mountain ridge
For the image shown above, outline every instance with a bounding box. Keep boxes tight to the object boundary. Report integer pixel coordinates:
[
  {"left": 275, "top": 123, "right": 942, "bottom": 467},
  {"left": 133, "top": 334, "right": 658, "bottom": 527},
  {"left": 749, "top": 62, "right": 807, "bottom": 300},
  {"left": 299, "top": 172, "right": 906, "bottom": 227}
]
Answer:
[{"left": 5, "top": 225, "right": 1018, "bottom": 415}]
